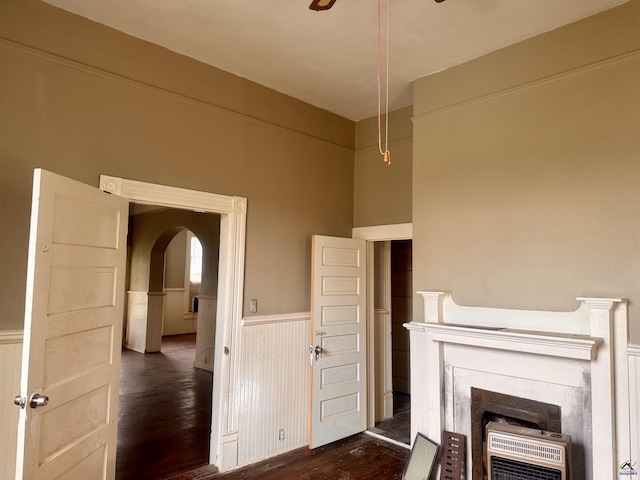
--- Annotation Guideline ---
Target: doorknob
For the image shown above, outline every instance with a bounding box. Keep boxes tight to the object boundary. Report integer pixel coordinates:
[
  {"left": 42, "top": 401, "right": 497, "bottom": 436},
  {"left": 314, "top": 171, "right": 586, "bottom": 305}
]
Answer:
[
  {"left": 13, "top": 393, "right": 48, "bottom": 409},
  {"left": 308, "top": 344, "right": 325, "bottom": 364},
  {"left": 29, "top": 393, "right": 49, "bottom": 409}
]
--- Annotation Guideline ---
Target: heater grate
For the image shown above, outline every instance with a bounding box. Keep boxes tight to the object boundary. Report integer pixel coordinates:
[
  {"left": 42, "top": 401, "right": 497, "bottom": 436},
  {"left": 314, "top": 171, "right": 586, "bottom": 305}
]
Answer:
[
  {"left": 488, "top": 432, "right": 564, "bottom": 465},
  {"left": 490, "top": 456, "right": 562, "bottom": 480},
  {"left": 440, "top": 430, "right": 465, "bottom": 480}
]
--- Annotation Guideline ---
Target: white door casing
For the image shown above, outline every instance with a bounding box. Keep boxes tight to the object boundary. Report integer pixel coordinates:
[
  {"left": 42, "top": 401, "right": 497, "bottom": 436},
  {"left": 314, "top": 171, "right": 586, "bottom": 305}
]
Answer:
[
  {"left": 310, "top": 235, "right": 367, "bottom": 448},
  {"left": 15, "top": 169, "right": 128, "bottom": 479},
  {"left": 99, "top": 175, "right": 247, "bottom": 471},
  {"left": 352, "top": 224, "right": 412, "bottom": 431}
]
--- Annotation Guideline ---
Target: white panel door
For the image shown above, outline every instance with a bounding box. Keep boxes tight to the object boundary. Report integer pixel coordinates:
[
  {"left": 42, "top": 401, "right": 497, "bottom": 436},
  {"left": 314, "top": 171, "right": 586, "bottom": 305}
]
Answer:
[
  {"left": 15, "top": 169, "right": 128, "bottom": 480},
  {"left": 310, "top": 235, "right": 367, "bottom": 448}
]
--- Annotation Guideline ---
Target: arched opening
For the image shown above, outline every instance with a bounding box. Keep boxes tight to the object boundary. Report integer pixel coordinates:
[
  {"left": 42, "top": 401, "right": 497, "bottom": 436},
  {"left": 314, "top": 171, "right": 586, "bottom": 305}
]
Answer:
[{"left": 123, "top": 207, "right": 220, "bottom": 369}]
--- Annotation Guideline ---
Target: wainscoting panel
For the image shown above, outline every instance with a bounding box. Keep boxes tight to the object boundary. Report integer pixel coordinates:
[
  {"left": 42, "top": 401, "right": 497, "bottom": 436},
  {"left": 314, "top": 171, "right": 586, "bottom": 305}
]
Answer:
[
  {"left": 195, "top": 296, "right": 216, "bottom": 371},
  {"left": 629, "top": 344, "right": 640, "bottom": 471},
  {"left": 0, "top": 331, "right": 23, "bottom": 480},
  {"left": 374, "top": 309, "right": 393, "bottom": 422},
  {"left": 237, "top": 313, "right": 310, "bottom": 466},
  {"left": 163, "top": 288, "right": 196, "bottom": 336},
  {"left": 125, "top": 291, "right": 148, "bottom": 353}
]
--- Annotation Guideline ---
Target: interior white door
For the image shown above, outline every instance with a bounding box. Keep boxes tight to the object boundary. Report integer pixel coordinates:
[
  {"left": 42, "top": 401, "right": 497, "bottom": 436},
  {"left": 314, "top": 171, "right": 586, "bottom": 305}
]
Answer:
[
  {"left": 15, "top": 169, "right": 128, "bottom": 479},
  {"left": 310, "top": 235, "right": 367, "bottom": 448}
]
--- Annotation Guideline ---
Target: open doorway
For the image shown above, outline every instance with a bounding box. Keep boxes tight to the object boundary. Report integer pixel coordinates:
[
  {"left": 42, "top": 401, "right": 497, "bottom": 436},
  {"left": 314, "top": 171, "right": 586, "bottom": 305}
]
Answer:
[
  {"left": 362, "top": 230, "right": 412, "bottom": 446},
  {"left": 373, "top": 239, "right": 412, "bottom": 445},
  {"left": 100, "top": 174, "right": 248, "bottom": 472},
  {"left": 116, "top": 208, "right": 220, "bottom": 479}
]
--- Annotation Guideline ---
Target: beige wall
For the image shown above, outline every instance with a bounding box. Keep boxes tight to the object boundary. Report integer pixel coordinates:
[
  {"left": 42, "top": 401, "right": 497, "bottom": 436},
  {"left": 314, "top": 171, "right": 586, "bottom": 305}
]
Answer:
[
  {"left": 354, "top": 106, "right": 413, "bottom": 227},
  {"left": 164, "top": 229, "right": 188, "bottom": 290},
  {"left": 412, "top": 0, "right": 640, "bottom": 340},
  {"left": 0, "top": 0, "right": 355, "bottom": 330}
]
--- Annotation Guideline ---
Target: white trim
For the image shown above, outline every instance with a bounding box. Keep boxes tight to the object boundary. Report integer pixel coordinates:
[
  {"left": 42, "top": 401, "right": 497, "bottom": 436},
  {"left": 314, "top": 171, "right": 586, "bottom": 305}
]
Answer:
[
  {"left": 100, "top": 175, "right": 237, "bottom": 214},
  {"left": 405, "top": 322, "right": 601, "bottom": 361},
  {"left": 417, "top": 290, "right": 591, "bottom": 335},
  {"left": 242, "top": 312, "right": 310, "bottom": 326},
  {"left": 628, "top": 343, "right": 640, "bottom": 356},
  {"left": 366, "top": 242, "right": 376, "bottom": 429},
  {"left": 99, "top": 175, "right": 247, "bottom": 472},
  {"left": 364, "top": 430, "right": 411, "bottom": 450},
  {"left": 352, "top": 223, "right": 412, "bottom": 241},
  {"left": 0, "top": 330, "right": 23, "bottom": 345},
  {"left": 360, "top": 227, "right": 411, "bottom": 434},
  {"left": 629, "top": 347, "right": 640, "bottom": 475}
]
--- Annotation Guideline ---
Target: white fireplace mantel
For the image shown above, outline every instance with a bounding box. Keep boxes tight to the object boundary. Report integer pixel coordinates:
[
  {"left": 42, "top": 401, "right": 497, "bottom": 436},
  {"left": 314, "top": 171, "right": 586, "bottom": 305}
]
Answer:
[
  {"left": 407, "top": 291, "right": 631, "bottom": 480},
  {"left": 405, "top": 323, "right": 602, "bottom": 361}
]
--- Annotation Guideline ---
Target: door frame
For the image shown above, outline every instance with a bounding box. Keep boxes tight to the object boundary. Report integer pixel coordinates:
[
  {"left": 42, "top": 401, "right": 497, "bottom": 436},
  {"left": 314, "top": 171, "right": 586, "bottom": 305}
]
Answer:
[
  {"left": 100, "top": 175, "right": 246, "bottom": 471},
  {"left": 352, "top": 223, "right": 412, "bottom": 431}
]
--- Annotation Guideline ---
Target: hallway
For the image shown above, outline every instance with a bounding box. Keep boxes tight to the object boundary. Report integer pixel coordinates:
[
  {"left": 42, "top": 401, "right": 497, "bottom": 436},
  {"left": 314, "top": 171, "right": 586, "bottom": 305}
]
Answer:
[
  {"left": 116, "top": 334, "right": 213, "bottom": 480},
  {"left": 373, "top": 393, "right": 411, "bottom": 445}
]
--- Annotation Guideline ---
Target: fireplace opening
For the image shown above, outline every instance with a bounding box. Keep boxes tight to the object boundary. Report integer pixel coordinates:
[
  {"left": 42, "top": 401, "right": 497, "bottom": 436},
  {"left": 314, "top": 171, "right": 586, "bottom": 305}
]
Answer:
[
  {"left": 470, "top": 388, "right": 562, "bottom": 480},
  {"left": 483, "top": 412, "right": 540, "bottom": 432}
]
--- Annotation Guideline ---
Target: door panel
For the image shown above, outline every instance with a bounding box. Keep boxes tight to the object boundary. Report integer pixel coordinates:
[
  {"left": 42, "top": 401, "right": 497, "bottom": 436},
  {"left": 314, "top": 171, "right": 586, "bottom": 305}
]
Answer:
[
  {"left": 15, "top": 169, "right": 128, "bottom": 479},
  {"left": 310, "top": 235, "right": 366, "bottom": 448}
]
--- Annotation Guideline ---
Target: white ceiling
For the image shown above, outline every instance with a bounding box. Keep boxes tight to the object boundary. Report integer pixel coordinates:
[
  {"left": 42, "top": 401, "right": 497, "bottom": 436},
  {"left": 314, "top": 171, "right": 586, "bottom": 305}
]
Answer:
[{"left": 44, "top": 0, "right": 625, "bottom": 121}]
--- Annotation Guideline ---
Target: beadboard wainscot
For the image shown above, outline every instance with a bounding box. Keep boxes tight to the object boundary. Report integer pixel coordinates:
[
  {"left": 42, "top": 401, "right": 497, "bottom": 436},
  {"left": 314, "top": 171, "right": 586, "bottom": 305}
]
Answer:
[
  {"left": 163, "top": 287, "right": 197, "bottom": 336},
  {"left": 194, "top": 295, "right": 216, "bottom": 371},
  {"left": 125, "top": 290, "right": 150, "bottom": 353},
  {"left": 375, "top": 308, "right": 394, "bottom": 421},
  {"left": 236, "top": 312, "right": 311, "bottom": 466},
  {"left": 0, "top": 330, "right": 22, "bottom": 480},
  {"left": 629, "top": 343, "right": 640, "bottom": 473}
]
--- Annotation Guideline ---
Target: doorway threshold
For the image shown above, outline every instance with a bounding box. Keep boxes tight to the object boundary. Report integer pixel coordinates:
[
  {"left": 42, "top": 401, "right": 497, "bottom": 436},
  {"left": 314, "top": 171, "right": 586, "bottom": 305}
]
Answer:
[{"left": 365, "top": 430, "right": 411, "bottom": 449}]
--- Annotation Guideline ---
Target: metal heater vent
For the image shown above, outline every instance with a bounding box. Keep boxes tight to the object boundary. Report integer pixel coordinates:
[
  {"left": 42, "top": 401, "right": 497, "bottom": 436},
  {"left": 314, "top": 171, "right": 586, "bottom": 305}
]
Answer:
[
  {"left": 488, "top": 431, "right": 564, "bottom": 465},
  {"left": 485, "top": 422, "right": 571, "bottom": 480},
  {"left": 490, "top": 456, "right": 561, "bottom": 480}
]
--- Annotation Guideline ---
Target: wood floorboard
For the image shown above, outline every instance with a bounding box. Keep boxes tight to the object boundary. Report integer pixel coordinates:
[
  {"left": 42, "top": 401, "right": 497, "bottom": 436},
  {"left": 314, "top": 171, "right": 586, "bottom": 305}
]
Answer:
[
  {"left": 374, "top": 392, "right": 411, "bottom": 445},
  {"left": 167, "top": 433, "right": 410, "bottom": 480},
  {"left": 117, "top": 335, "right": 412, "bottom": 480},
  {"left": 116, "top": 334, "right": 213, "bottom": 480}
]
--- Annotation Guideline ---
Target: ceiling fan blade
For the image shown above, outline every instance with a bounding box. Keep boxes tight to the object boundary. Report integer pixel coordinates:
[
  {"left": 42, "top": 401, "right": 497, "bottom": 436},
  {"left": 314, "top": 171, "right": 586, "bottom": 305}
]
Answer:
[{"left": 309, "top": 0, "right": 337, "bottom": 11}]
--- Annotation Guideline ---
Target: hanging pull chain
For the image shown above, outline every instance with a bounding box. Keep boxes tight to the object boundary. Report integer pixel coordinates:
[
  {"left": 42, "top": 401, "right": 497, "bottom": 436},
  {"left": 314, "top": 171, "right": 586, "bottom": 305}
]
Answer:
[{"left": 377, "top": 0, "right": 390, "bottom": 165}]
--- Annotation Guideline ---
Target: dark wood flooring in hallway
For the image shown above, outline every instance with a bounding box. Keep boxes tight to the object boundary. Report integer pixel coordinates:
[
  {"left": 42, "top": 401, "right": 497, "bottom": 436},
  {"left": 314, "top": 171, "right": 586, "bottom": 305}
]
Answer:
[
  {"left": 374, "top": 393, "right": 411, "bottom": 445},
  {"left": 116, "top": 334, "right": 213, "bottom": 480},
  {"left": 117, "top": 334, "right": 412, "bottom": 479}
]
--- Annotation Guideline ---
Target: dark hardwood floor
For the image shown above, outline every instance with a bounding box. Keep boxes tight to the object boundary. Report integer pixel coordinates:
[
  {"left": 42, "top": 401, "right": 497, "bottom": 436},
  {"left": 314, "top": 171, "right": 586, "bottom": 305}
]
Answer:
[
  {"left": 167, "top": 433, "right": 410, "bottom": 480},
  {"left": 117, "top": 334, "right": 213, "bottom": 480},
  {"left": 117, "top": 335, "right": 412, "bottom": 480},
  {"left": 374, "top": 393, "right": 411, "bottom": 445}
]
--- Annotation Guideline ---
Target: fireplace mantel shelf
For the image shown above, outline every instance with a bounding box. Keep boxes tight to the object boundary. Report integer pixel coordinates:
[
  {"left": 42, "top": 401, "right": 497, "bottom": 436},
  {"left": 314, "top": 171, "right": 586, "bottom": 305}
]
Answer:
[{"left": 404, "top": 321, "right": 602, "bottom": 361}]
